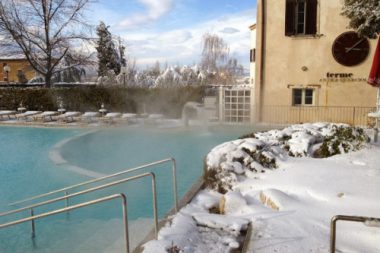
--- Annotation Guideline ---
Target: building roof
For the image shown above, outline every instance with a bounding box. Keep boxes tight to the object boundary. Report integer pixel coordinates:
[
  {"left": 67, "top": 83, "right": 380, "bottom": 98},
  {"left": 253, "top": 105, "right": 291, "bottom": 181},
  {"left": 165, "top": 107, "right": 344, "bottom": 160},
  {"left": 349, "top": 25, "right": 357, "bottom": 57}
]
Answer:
[
  {"left": 0, "top": 54, "right": 27, "bottom": 61},
  {"left": 249, "top": 23, "right": 257, "bottom": 30}
]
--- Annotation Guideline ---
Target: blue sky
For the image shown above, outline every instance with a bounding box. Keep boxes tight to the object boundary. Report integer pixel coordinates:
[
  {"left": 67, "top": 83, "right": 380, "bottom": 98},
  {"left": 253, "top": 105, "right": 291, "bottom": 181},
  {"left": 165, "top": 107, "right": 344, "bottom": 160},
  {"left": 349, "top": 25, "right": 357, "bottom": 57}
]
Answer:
[{"left": 88, "top": 0, "right": 257, "bottom": 69}]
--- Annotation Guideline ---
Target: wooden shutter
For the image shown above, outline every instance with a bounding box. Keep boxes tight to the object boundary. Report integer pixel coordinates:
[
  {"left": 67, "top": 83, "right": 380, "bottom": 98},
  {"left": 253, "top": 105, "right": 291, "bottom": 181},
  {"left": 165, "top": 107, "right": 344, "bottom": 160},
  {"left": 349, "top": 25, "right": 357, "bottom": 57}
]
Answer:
[
  {"left": 305, "top": 0, "right": 317, "bottom": 35},
  {"left": 285, "top": 0, "right": 296, "bottom": 36},
  {"left": 250, "top": 49, "right": 256, "bottom": 62}
]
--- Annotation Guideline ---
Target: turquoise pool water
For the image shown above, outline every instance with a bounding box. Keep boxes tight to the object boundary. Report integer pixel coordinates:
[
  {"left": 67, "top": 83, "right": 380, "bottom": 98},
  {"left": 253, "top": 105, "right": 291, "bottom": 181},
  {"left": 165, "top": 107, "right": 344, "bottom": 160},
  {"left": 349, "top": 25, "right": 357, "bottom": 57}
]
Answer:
[{"left": 0, "top": 125, "right": 252, "bottom": 253}]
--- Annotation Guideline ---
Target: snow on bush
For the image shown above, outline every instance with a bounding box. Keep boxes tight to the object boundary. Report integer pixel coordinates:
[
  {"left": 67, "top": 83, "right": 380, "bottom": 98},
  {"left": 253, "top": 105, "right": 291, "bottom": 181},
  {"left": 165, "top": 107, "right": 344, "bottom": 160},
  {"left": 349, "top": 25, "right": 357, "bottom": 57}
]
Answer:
[{"left": 205, "top": 123, "right": 369, "bottom": 193}]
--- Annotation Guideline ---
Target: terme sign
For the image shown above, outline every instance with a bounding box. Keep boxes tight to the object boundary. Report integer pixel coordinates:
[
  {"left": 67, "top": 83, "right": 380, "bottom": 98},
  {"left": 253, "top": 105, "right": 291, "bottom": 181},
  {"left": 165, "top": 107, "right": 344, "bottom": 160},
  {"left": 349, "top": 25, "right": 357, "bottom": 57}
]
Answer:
[{"left": 319, "top": 72, "right": 367, "bottom": 82}]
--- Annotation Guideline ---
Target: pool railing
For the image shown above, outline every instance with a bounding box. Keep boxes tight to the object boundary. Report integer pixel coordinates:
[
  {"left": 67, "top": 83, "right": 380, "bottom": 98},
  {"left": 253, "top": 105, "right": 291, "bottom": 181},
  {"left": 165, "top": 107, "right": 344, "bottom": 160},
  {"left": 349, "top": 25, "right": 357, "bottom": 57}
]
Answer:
[
  {"left": 9, "top": 157, "right": 178, "bottom": 212},
  {"left": 0, "top": 193, "right": 131, "bottom": 253},
  {"left": 330, "top": 215, "right": 380, "bottom": 253},
  {"left": 0, "top": 172, "right": 159, "bottom": 240}
]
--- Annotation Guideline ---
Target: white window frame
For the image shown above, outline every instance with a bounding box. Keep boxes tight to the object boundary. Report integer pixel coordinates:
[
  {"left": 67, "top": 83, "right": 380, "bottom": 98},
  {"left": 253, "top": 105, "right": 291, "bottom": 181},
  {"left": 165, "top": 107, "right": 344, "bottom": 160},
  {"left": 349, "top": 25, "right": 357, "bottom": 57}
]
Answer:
[
  {"left": 292, "top": 88, "right": 315, "bottom": 106},
  {"left": 224, "top": 88, "right": 251, "bottom": 123},
  {"left": 295, "top": 0, "right": 307, "bottom": 35}
]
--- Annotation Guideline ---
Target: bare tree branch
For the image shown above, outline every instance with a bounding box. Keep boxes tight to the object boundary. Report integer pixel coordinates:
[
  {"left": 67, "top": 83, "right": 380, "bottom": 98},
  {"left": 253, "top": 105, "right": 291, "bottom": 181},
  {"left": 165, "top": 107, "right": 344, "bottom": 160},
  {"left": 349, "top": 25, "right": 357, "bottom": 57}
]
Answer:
[{"left": 0, "top": 0, "right": 94, "bottom": 87}]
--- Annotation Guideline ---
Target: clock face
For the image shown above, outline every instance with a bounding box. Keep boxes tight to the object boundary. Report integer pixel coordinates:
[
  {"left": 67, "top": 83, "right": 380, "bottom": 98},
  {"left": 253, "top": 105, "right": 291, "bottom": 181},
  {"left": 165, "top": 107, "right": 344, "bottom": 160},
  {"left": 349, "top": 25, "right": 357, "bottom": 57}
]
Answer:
[{"left": 332, "top": 31, "right": 370, "bottom": 67}]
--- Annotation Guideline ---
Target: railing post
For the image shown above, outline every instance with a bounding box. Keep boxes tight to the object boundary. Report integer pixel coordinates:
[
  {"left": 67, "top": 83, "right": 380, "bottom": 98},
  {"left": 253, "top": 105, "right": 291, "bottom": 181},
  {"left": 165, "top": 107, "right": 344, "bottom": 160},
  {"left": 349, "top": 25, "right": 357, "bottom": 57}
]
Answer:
[
  {"left": 330, "top": 216, "right": 338, "bottom": 253},
  {"left": 64, "top": 191, "right": 70, "bottom": 218},
  {"left": 30, "top": 208, "right": 36, "bottom": 239},
  {"left": 374, "top": 128, "right": 378, "bottom": 143},
  {"left": 64, "top": 191, "right": 69, "bottom": 208},
  {"left": 149, "top": 173, "right": 159, "bottom": 239},
  {"left": 171, "top": 158, "right": 179, "bottom": 212},
  {"left": 298, "top": 106, "right": 301, "bottom": 124},
  {"left": 120, "top": 194, "right": 130, "bottom": 253}
]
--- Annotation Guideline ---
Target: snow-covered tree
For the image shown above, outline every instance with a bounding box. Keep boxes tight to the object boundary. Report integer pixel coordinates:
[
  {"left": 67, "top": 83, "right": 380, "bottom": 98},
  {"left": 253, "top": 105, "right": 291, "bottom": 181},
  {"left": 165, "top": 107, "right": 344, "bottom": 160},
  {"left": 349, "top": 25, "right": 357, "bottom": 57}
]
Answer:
[
  {"left": 154, "top": 67, "right": 183, "bottom": 88},
  {"left": 342, "top": 0, "right": 380, "bottom": 38},
  {"left": 97, "top": 70, "right": 117, "bottom": 86},
  {"left": 96, "top": 21, "right": 121, "bottom": 77},
  {"left": 117, "top": 37, "right": 127, "bottom": 67},
  {"left": 0, "top": 0, "right": 93, "bottom": 87},
  {"left": 53, "top": 53, "right": 86, "bottom": 83}
]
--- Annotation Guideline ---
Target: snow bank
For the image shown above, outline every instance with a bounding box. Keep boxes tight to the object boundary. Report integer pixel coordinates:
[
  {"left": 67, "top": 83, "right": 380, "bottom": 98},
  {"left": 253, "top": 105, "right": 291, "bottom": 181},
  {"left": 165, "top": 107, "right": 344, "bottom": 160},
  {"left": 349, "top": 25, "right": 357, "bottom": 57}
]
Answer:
[
  {"left": 205, "top": 123, "right": 369, "bottom": 192},
  {"left": 142, "top": 123, "right": 378, "bottom": 253}
]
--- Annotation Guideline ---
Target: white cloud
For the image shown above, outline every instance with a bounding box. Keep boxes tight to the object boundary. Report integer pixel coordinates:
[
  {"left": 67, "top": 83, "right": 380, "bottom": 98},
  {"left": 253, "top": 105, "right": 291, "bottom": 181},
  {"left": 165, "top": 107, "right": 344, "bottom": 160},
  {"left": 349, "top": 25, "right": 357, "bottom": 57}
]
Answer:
[
  {"left": 119, "top": 0, "right": 174, "bottom": 28},
  {"left": 157, "top": 30, "right": 193, "bottom": 44},
  {"left": 122, "top": 9, "right": 256, "bottom": 70},
  {"left": 219, "top": 27, "right": 240, "bottom": 34}
]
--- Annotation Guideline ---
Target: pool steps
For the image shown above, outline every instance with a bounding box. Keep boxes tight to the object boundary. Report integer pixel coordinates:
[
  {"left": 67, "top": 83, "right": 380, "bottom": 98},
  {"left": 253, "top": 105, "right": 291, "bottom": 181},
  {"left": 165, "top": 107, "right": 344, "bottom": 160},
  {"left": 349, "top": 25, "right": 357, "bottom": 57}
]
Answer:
[{"left": 0, "top": 158, "right": 179, "bottom": 253}]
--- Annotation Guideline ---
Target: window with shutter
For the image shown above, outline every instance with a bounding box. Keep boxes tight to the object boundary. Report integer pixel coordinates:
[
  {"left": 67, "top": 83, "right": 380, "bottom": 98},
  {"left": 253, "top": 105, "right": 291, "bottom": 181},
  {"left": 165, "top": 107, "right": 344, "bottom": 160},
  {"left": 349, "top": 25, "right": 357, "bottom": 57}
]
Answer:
[
  {"left": 250, "top": 49, "right": 256, "bottom": 62},
  {"left": 305, "top": 0, "right": 317, "bottom": 35},
  {"left": 285, "top": 0, "right": 296, "bottom": 36},
  {"left": 285, "top": 0, "right": 317, "bottom": 36}
]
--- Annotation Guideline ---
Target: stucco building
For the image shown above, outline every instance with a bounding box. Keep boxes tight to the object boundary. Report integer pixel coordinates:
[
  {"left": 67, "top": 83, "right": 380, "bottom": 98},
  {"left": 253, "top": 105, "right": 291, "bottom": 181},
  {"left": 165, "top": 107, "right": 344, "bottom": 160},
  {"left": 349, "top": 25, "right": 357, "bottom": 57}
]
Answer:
[
  {"left": 0, "top": 56, "right": 36, "bottom": 84},
  {"left": 252, "top": 0, "right": 378, "bottom": 126}
]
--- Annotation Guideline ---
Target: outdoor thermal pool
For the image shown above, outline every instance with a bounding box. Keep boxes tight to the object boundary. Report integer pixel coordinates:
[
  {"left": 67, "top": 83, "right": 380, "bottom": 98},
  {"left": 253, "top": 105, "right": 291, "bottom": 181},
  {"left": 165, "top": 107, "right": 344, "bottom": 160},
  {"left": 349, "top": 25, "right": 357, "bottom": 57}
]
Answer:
[{"left": 0, "top": 124, "right": 254, "bottom": 253}]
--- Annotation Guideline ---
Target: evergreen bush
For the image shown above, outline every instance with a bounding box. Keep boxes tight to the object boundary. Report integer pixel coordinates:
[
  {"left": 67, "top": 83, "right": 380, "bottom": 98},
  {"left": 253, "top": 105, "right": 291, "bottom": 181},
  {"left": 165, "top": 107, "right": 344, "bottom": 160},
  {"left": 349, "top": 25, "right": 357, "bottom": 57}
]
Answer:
[{"left": 0, "top": 86, "right": 204, "bottom": 118}]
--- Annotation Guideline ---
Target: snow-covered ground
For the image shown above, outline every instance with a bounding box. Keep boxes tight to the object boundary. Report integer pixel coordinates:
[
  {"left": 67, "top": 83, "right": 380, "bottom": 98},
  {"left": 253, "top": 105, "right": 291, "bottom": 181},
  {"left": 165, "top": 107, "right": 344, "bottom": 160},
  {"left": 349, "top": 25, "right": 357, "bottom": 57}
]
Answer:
[{"left": 142, "top": 123, "right": 380, "bottom": 253}]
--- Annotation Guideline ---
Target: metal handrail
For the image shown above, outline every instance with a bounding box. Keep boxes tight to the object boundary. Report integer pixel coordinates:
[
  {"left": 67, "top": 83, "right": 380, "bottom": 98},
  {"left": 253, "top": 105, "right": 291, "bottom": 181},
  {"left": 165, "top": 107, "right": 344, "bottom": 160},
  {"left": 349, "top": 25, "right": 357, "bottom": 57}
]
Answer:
[
  {"left": 9, "top": 157, "right": 178, "bottom": 212},
  {"left": 330, "top": 215, "right": 380, "bottom": 253},
  {"left": 0, "top": 172, "right": 159, "bottom": 239},
  {"left": 0, "top": 193, "right": 130, "bottom": 253}
]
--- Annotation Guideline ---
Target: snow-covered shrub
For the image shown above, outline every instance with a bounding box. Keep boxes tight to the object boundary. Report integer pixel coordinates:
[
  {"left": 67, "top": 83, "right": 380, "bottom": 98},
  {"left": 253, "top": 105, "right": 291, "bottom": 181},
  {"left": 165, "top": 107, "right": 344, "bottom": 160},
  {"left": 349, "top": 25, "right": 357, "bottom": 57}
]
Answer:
[
  {"left": 203, "top": 164, "right": 237, "bottom": 194},
  {"left": 205, "top": 138, "right": 278, "bottom": 193},
  {"left": 204, "top": 123, "right": 369, "bottom": 193},
  {"left": 313, "top": 125, "right": 369, "bottom": 158},
  {"left": 97, "top": 70, "right": 117, "bottom": 86},
  {"left": 166, "top": 243, "right": 182, "bottom": 253}
]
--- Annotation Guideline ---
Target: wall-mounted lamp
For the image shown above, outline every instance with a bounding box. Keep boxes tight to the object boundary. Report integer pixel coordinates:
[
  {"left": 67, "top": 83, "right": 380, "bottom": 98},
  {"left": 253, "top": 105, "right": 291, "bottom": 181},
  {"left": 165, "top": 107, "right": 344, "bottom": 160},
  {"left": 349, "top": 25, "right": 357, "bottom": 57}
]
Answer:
[{"left": 3, "top": 65, "right": 11, "bottom": 82}]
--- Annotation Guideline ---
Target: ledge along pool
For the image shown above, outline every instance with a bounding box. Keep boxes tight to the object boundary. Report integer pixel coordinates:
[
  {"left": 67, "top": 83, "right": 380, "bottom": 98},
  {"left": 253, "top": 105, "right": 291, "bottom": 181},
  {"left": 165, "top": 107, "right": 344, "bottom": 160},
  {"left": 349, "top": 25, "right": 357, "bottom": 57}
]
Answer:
[{"left": 0, "top": 125, "right": 253, "bottom": 253}]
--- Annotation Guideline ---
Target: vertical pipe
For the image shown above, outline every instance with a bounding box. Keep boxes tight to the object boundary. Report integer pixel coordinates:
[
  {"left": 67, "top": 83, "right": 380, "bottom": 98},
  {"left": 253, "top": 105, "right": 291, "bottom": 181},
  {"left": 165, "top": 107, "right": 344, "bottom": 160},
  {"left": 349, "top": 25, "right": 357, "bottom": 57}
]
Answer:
[
  {"left": 218, "top": 86, "right": 224, "bottom": 123},
  {"left": 120, "top": 194, "right": 129, "bottom": 253},
  {"left": 150, "top": 173, "right": 159, "bottom": 239},
  {"left": 171, "top": 158, "right": 178, "bottom": 212},
  {"left": 258, "top": 0, "right": 266, "bottom": 122},
  {"left": 30, "top": 208, "right": 36, "bottom": 239},
  {"left": 64, "top": 191, "right": 69, "bottom": 208},
  {"left": 65, "top": 191, "right": 70, "bottom": 218},
  {"left": 374, "top": 128, "right": 378, "bottom": 143},
  {"left": 330, "top": 216, "right": 337, "bottom": 253},
  {"left": 352, "top": 107, "right": 356, "bottom": 126},
  {"left": 298, "top": 106, "right": 301, "bottom": 123}
]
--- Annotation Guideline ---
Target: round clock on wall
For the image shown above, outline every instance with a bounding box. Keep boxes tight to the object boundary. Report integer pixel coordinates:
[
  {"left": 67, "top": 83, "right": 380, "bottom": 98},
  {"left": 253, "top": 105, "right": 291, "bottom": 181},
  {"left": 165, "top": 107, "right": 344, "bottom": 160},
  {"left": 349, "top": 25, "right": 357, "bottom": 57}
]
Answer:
[{"left": 332, "top": 31, "right": 370, "bottom": 67}]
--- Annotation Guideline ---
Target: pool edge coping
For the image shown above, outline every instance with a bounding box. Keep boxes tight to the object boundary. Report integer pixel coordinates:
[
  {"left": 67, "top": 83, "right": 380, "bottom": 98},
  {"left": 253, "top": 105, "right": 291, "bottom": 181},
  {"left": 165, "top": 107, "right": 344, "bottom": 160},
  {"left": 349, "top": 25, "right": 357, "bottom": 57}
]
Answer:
[
  {"left": 49, "top": 129, "right": 107, "bottom": 178},
  {"left": 133, "top": 176, "right": 205, "bottom": 253}
]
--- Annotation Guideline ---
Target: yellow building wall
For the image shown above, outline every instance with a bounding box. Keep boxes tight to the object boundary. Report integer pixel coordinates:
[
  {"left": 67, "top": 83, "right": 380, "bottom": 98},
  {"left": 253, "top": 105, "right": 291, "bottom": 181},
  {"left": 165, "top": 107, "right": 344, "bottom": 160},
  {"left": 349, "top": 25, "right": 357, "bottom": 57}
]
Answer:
[
  {"left": 0, "top": 59, "right": 36, "bottom": 83},
  {"left": 254, "top": 0, "right": 378, "bottom": 125},
  {"left": 256, "top": 0, "right": 378, "bottom": 107}
]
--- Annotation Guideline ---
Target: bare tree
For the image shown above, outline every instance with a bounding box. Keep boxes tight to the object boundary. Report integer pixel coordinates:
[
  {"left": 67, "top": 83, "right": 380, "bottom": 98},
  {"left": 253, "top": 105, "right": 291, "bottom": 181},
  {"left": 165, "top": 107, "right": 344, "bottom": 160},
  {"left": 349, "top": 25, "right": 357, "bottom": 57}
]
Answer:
[
  {"left": 201, "top": 33, "right": 229, "bottom": 72},
  {"left": 200, "top": 33, "right": 245, "bottom": 85},
  {"left": 0, "top": 0, "right": 93, "bottom": 87}
]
